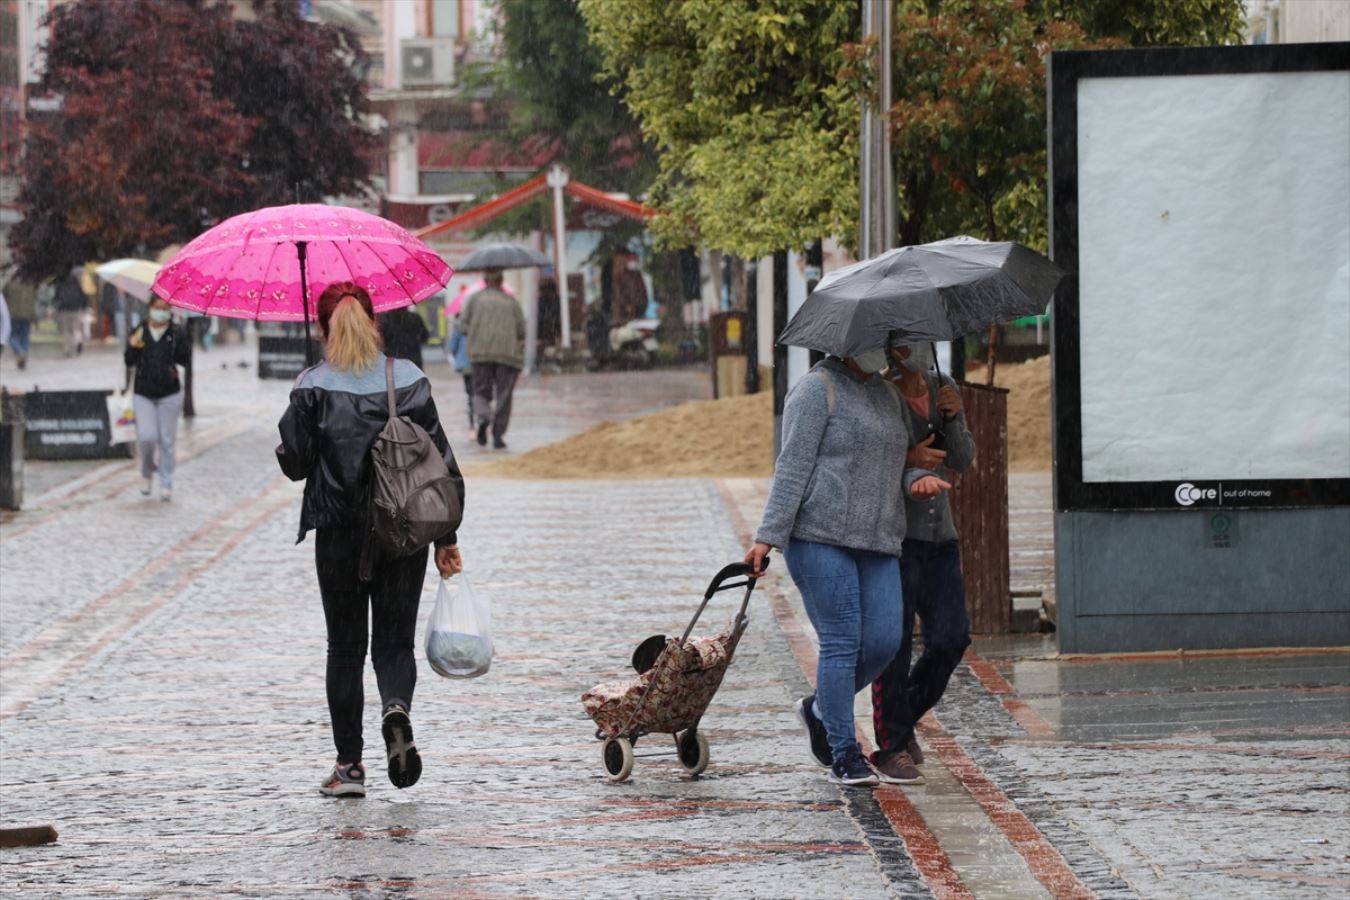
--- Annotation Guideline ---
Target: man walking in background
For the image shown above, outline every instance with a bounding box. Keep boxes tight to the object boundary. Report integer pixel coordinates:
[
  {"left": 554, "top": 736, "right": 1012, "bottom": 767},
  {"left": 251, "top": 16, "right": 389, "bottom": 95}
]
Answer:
[
  {"left": 1, "top": 269, "right": 38, "bottom": 369},
  {"left": 460, "top": 268, "right": 525, "bottom": 450}
]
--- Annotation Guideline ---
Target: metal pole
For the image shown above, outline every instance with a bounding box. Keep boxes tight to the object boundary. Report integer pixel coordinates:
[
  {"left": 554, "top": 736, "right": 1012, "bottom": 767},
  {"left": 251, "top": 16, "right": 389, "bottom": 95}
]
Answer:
[
  {"left": 546, "top": 164, "right": 571, "bottom": 349},
  {"left": 297, "top": 241, "right": 314, "bottom": 368},
  {"left": 860, "top": 0, "right": 895, "bottom": 260}
]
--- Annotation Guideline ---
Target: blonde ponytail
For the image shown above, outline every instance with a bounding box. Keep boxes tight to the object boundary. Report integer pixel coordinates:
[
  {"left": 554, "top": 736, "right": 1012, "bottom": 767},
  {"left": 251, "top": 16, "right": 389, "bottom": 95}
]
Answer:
[{"left": 325, "top": 297, "right": 382, "bottom": 372}]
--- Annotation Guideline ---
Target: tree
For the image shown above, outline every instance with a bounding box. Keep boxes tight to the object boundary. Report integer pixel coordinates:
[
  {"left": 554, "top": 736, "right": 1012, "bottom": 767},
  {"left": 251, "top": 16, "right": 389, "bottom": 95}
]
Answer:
[
  {"left": 1029, "top": 0, "right": 1245, "bottom": 47},
  {"left": 11, "top": 0, "right": 374, "bottom": 279},
  {"left": 580, "top": 0, "right": 859, "bottom": 258}
]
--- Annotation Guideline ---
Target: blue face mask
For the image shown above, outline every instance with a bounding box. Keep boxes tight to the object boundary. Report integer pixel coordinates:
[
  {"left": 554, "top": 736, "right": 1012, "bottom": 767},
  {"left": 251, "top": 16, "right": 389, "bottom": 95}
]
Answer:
[{"left": 149, "top": 309, "right": 171, "bottom": 324}]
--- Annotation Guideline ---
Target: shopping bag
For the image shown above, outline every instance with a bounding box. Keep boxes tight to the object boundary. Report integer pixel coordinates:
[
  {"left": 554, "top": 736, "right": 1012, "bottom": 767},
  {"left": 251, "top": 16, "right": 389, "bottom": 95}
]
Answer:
[
  {"left": 105, "top": 392, "right": 137, "bottom": 444},
  {"left": 425, "top": 574, "right": 493, "bottom": 679}
]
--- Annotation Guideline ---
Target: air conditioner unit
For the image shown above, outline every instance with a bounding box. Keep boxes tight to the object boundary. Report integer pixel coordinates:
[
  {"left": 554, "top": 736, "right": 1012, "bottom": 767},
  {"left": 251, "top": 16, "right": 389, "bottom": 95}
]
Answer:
[{"left": 400, "top": 38, "right": 455, "bottom": 88}]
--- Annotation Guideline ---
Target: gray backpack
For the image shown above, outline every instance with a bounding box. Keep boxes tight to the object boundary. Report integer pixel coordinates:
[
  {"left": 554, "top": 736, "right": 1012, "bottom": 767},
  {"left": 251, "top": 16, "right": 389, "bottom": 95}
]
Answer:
[{"left": 369, "top": 357, "right": 462, "bottom": 557}]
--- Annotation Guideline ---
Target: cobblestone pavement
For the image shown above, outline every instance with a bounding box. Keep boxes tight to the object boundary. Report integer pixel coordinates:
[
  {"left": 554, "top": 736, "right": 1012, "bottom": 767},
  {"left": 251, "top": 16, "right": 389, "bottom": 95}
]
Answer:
[{"left": 2, "top": 341, "right": 1347, "bottom": 897}]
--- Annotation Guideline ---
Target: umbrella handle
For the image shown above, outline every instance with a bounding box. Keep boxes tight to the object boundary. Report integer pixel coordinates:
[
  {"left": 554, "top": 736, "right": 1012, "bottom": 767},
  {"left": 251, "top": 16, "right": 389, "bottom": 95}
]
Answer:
[{"left": 297, "top": 241, "right": 313, "bottom": 367}]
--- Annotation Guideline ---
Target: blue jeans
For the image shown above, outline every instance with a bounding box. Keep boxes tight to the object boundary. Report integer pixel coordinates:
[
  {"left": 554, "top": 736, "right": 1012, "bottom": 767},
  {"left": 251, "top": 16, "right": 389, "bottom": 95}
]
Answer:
[
  {"left": 7, "top": 319, "right": 31, "bottom": 357},
  {"left": 785, "top": 539, "right": 903, "bottom": 758},
  {"left": 871, "top": 539, "right": 971, "bottom": 755}
]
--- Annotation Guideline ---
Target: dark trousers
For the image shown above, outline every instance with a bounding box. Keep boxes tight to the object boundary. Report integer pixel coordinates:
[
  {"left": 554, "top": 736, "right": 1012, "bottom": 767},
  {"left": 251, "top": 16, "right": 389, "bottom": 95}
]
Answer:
[
  {"left": 461, "top": 373, "right": 475, "bottom": 428},
  {"left": 472, "top": 361, "right": 519, "bottom": 440},
  {"left": 315, "top": 528, "right": 429, "bottom": 764},
  {"left": 871, "top": 539, "right": 972, "bottom": 755}
]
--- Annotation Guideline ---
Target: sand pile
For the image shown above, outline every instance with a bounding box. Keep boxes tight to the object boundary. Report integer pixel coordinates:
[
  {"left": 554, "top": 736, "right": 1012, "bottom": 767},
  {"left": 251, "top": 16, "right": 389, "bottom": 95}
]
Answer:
[
  {"left": 470, "top": 391, "right": 774, "bottom": 480},
  {"left": 995, "top": 355, "right": 1052, "bottom": 471},
  {"left": 474, "top": 356, "right": 1052, "bottom": 481}
]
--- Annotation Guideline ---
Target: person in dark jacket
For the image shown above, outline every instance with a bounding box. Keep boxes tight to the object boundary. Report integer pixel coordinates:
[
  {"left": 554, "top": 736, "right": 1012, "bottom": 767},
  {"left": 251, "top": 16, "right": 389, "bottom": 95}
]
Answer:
[
  {"left": 378, "top": 306, "right": 431, "bottom": 368},
  {"left": 124, "top": 296, "right": 189, "bottom": 500},
  {"left": 277, "top": 282, "right": 465, "bottom": 799},
  {"left": 869, "top": 342, "right": 978, "bottom": 785}
]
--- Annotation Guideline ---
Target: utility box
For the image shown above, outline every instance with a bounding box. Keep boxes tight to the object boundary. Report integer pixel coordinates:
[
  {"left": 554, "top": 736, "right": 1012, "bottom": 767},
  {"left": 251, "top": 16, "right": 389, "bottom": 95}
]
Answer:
[{"left": 948, "top": 383, "right": 1011, "bottom": 634}]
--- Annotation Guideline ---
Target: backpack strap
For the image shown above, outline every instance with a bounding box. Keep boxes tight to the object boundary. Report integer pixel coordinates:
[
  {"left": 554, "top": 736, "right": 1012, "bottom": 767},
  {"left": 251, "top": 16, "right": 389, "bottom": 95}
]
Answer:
[
  {"left": 812, "top": 368, "right": 835, "bottom": 415},
  {"left": 384, "top": 356, "right": 397, "bottom": 421}
]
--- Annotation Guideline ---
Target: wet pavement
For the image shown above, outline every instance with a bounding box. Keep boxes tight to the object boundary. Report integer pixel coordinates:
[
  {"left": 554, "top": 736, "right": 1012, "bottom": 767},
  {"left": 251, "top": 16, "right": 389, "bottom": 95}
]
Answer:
[{"left": 1, "top": 339, "right": 1347, "bottom": 897}]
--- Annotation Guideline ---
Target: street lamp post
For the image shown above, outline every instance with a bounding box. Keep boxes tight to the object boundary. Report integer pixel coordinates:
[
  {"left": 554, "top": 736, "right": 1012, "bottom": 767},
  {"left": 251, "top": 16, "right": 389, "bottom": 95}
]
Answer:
[
  {"left": 546, "top": 164, "right": 572, "bottom": 350},
  {"left": 859, "top": 0, "right": 895, "bottom": 259}
]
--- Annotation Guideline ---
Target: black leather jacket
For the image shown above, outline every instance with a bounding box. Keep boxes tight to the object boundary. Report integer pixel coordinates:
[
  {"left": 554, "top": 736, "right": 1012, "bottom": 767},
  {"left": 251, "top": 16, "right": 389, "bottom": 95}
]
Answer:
[{"left": 275, "top": 355, "right": 464, "bottom": 545}]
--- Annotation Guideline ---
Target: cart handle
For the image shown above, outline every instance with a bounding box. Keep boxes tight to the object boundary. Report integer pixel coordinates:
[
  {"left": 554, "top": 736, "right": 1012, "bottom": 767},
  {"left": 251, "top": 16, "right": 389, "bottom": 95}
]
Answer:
[{"left": 679, "top": 559, "right": 769, "bottom": 644}]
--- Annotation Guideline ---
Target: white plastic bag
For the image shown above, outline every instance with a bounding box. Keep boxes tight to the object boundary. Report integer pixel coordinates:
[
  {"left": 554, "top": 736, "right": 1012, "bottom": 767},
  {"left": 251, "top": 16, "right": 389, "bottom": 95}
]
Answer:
[
  {"left": 425, "top": 574, "right": 492, "bottom": 679},
  {"left": 106, "top": 392, "right": 137, "bottom": 444}
]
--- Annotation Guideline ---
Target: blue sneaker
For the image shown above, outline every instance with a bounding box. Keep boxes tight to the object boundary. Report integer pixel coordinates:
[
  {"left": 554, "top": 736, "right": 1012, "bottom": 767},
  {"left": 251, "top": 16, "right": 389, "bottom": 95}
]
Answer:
[
  {"left": 829, "top": 748, "right": 879, "bottom": 787},
  {"left": 795, "top": 696, "right": 833, "bottom": 767}
]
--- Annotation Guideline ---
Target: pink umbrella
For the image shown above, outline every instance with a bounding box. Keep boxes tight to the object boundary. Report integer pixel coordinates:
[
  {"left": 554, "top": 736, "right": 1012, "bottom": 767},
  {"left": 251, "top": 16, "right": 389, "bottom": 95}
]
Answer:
[{"left": 151, "top": 204, "right": 454, "bottom": 360}]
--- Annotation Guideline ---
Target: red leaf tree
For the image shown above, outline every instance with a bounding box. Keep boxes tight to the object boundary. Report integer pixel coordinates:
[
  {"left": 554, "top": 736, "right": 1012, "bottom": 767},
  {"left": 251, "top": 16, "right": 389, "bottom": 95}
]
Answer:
[{"left": 12, "top": 0, "right": 374, "bottom": 279}]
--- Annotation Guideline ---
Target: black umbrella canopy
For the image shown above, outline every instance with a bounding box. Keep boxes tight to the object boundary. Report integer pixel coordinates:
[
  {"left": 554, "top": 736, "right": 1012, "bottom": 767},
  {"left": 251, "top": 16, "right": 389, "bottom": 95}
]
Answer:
[
  {"left": 776, "top": 235, "right": 1063, "bottom": 358},
  {"left": 456, "top": 242, "right": 551, "bottom": 271}
]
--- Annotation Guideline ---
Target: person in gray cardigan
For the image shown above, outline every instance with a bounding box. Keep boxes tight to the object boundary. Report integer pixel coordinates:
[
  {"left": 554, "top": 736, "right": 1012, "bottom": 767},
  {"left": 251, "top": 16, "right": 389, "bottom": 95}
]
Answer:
[
  {"left": 745, "top": 351, "right": 950, "bottom": 786},
  {"left": 461, "top": 268, "right": 525, "bottom": 450},
  {"left": 868, "top": 343, "right": 977, "bottom": 785}
]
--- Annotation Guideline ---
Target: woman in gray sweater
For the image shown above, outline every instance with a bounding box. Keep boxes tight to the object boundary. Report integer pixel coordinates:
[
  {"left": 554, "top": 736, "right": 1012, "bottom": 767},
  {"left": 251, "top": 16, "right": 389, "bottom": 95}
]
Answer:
[{"left": 745, "top": 350, "right": 950, "bottom": 786}]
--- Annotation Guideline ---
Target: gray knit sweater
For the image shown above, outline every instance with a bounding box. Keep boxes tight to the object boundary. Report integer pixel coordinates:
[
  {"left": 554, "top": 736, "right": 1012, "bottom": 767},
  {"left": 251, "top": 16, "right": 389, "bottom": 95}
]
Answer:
[{"left": 755, "top": 359, "right": 931, "bottom": 557}]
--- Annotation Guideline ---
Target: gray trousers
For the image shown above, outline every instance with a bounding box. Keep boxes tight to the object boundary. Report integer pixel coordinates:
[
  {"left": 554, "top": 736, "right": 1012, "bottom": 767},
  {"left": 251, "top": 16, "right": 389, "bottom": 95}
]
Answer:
[
  {"left": 134, "top": 392, "right": 182, "bottom": 487},
  {"left": 472, "top": 361, "right": 519, "bottom": 441},
  {"left": 58, "top": 310, "right": 83, "bottom": 356}
]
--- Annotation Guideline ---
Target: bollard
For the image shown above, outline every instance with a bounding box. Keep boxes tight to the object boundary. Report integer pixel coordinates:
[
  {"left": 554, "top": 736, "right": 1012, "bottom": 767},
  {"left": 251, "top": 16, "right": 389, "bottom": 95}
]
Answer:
[{"left": 0, "top": 390, "right": 24, "bottom": 511}]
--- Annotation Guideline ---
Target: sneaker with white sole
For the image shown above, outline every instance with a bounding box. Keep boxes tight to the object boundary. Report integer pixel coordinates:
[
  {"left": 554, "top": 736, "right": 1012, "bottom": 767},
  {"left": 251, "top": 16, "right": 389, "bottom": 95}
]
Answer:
[
  {"left": 829, "top": 748, "right": 879, "bottom": 787},
  {"left": 795, "top": 695, "right": 833, "bottom": 767},
  {"left": 140, "top": 477, "right": 153, "bottom": 496},
  {"left": 319, "top": 762, "right": 366, "bottom": 798},
  {"left": 382, "top": 705, "right": 422, "bottom": 789}
]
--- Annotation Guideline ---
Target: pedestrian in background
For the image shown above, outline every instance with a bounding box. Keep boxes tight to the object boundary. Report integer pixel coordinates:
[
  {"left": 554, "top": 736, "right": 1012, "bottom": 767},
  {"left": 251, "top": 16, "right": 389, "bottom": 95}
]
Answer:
[
  {"left": 1, "top": 270, "right": 37, "bottom": 369},
  {"left": 276, "top": 282, "right": 465, "bottom": 799},
  {"left": 446, "top": 314, "right": 475, "bottom": 439},
  {"left": 54, "top": 266, "right": 88, "bottom": 357},
  {"left": 460, "top": 267, "right": 524, "bottom": 450},
  {"left": 378, "top": 305, "right": 431, "bottom": 368},
  {"left": 868, "top": 343, "right": 977, "bottom": 785},
  {"left": 0, "top": 291, "right": 10, "bottom": 363},
  {"left": 124, "top": 296, "right": 189, "bottom": 501},
  {"left": 745, "top": 349, "right": 950, "bottom": 786}
]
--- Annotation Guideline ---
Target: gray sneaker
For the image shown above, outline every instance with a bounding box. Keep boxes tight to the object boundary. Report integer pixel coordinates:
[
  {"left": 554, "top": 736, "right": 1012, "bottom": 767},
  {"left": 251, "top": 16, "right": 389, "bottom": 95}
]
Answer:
[
  {"left": 319, "top": 762, "right": 366, "bottom": 798},
  {"left": 873, "top": 750, "right": 924, "bottom": 785}
]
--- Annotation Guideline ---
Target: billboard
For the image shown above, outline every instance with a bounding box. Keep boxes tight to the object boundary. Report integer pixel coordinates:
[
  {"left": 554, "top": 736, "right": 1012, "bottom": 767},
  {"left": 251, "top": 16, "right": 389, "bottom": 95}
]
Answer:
[{"left": 1050, "top": 43, "right": 1350, "bottom": 510}]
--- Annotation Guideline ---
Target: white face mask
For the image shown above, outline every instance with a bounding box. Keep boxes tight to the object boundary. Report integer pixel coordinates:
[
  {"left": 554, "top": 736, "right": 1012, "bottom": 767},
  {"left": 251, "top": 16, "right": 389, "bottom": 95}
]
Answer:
[
  {"left": 852, "top": 349, "right": 890, "bottom": 374},
  {"left": 149, "top": 308, "right": 171, "bottom": 325},
  {"left": 897, "top": 343, "right": 934, "bottom": 373}
]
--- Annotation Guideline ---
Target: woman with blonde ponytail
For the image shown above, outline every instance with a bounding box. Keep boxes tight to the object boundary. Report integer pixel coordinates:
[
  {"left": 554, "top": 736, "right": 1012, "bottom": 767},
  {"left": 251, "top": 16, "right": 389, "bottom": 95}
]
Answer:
[{"left": 277, "top": 282, "right": 466, "bottom": 799}]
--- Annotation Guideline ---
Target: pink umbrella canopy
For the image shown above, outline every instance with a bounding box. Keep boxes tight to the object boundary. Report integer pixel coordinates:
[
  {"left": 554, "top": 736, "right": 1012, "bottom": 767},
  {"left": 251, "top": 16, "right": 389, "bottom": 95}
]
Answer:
[{"left": 150, "top": 204, "right": 453, "bottom": 322}]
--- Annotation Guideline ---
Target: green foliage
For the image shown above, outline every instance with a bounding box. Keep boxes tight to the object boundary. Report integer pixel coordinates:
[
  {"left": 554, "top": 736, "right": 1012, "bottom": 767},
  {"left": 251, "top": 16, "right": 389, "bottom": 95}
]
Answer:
[
  {"left": 1026, "top": 0, "right": 1246, "bottom": 47},
  {"left": 494, "top": 0, "right": 653, "bottom": 196},
  {"left": 580, "top": 0, "right": 859, "bottom": 257}
]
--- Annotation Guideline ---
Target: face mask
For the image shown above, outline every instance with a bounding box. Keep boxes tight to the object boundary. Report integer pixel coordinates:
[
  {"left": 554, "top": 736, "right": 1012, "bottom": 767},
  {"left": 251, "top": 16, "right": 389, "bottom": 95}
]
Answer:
[
  {"left": 897, "top": 343, "right": 934, "bottom": 373},
  {"left": 853, "top": 349, "right": 890, "bottom": 374},
  {"left": 149, "top": 308, "right": 171, "bottom": 324}
]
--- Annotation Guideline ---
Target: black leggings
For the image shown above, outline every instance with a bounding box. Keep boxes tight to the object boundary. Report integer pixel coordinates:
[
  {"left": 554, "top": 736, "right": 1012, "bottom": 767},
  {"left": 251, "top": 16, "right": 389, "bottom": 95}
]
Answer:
[{"left": 315, "top": 528, "right": 429, "bottom": 764}]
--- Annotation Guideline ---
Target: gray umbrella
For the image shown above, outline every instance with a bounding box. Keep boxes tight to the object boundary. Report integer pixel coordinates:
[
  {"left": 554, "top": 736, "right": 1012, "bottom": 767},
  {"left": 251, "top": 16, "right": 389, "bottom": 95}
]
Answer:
[
  {"left": 456, "top": 242, "right": 551, "bottom": 271},
  {"left": 776, "top": 235, "right": 1064, "bottom": 358}
]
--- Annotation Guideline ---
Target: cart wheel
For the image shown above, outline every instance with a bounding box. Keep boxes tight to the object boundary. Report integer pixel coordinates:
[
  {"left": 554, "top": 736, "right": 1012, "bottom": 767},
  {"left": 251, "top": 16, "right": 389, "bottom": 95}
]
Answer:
[
  {"left": 602, "top": 737, "right": 634, "bottom": 782},
  {"left": 677, "top": 730, "right": 710, "bottom": 775}
]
